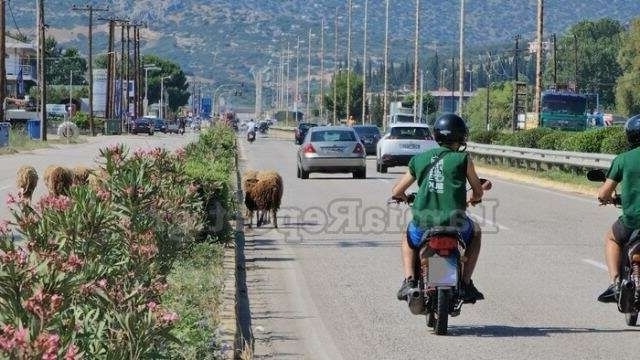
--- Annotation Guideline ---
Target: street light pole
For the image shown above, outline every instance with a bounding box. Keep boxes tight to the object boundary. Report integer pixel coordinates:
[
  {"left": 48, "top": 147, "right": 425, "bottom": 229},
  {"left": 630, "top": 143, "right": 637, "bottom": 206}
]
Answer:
[
  {"left": 383, "top": 0, "right": 390, "bottom": 130},
  {"left": 346, "top": 0, "right": 352, "bottom": 123},
  {"left": 160, "top": 76, "right": 170, "bottom": 119},
  {"left": 143, "top": 65, "right": 159, "bottom": 116},
  {"left": 362, "top": 0, "right": 368, "bottom": 124}
]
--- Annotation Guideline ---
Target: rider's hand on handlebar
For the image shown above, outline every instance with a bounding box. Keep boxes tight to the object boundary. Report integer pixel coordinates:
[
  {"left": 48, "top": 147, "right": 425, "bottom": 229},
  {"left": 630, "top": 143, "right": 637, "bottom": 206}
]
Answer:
[{"left": 468, "top": 194, "right": 482, "bottom": 206}]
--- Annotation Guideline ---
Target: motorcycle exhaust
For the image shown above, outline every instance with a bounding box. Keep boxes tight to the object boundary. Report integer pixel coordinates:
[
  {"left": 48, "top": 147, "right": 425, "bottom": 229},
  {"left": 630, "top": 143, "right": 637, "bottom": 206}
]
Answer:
[
  {"left": 618, "top": 279, "right": 636, "bottom": 313},
  {"left": 408, "top": 289, "right": 425, "bottom": 315}
]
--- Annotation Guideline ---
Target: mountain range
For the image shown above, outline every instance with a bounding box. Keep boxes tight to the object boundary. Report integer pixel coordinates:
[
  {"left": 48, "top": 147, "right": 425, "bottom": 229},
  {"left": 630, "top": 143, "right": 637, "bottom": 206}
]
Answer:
[{"left": 6, "top": 0, "right": 640, "bottom": 87}]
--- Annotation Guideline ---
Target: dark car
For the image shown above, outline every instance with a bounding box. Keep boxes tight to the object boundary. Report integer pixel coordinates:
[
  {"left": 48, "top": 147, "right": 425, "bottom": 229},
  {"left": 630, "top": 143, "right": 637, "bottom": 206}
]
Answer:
[
  {"left": 129, "top": 118, "right": 154, "bottom": 135},
  {"left": 353, "top": 125, "right": 381, "bottom": 155},
  {"left": 153, "top": 118, "right": 167, "bottom": 133},
  {"left": 167, "top": 123, "right": 181, "bottom": 134},
  {"left": 295, "top": 122, "right": 318, "bottom": 145}
]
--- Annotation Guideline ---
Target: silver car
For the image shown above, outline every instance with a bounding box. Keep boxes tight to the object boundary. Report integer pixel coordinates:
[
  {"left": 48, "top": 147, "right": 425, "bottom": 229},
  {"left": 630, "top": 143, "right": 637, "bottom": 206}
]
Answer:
[{"left": 296, "top": 126, "right": 367, "bottom": 179}]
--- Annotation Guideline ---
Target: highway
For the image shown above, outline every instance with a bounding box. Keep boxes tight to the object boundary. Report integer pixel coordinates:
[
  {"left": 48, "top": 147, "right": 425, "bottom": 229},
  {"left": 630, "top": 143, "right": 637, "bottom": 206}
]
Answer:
[{"left": 241, "top": 133, "right": 638, "bottom": 360}]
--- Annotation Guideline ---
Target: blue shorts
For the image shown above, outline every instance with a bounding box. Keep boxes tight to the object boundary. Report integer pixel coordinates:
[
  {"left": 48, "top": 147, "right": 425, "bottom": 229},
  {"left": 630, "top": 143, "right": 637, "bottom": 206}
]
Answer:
[{"left": 406, "top": 216, "right": 475, "bottom": 250}]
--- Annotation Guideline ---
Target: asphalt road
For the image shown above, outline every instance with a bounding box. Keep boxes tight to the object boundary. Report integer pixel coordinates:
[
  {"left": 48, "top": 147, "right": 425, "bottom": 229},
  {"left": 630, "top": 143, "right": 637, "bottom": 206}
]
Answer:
[
  {"left": 0, "top": 131, "right": 198, "bottom": 222},
  {"left": 241, "top": 133, "right": 638, "bottom": 360}
]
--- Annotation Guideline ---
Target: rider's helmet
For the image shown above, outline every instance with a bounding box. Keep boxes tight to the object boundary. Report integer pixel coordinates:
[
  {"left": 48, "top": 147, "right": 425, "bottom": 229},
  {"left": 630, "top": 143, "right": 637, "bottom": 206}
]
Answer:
[
  {"left": 625, "top": 114, "right": 640, "bottom": 149},
  {"left": 433, "top": 113, "right": 469, "bottom": 146}
]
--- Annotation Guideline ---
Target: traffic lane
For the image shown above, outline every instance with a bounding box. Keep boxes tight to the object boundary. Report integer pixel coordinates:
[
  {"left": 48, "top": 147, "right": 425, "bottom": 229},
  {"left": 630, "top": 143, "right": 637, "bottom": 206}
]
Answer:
[
  {"left": 0, "top": 132, "right": 197, "bottom": 221},
  {"left": 244, "top": 137, "right": 638, "bottom": 359}
]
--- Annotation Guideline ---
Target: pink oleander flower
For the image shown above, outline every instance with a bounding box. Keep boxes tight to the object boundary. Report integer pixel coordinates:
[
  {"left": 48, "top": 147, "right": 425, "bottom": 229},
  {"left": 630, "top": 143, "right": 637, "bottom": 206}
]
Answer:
[
  {"left": 147, "top": 301, "right": 158, "bottom": 311},
  {"left": 64, "top": 343, "right": 80, "bottom": 360},
  {"left": 97, "top": 279, "right": 107, "bottom": 289},
  {"left": 6, "top": 193, "right": 18, "bottom": 206},
  {"left": 160, "top": 310, "right": 179, "bottom": 326},
  {"left": 96, "top": 189, "right": 111, "bottom": 202},
  {"left": 0, "top": 220, "right": 9, "bottom": 235},
  {"left": 174, "top": 147, "right": 186, "bottom": 159},
  {"left": 38, "top": 195, "right": 72, "bottom": 212},
  {"left": 63, "top": 253, "right": 85, "bottom": 272},
  {"left": 35, "top": 332, "right": 60, "bottom": 360},
  {"left": 133, "top": 148, "right": 146, "bottom": 158},
  {"left": 0, "top": 324, "right": 28, "bottom": 352}
]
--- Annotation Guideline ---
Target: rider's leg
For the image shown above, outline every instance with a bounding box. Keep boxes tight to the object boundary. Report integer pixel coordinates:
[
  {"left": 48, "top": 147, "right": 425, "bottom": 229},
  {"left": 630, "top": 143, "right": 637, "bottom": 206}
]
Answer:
[
  {"left": 604, "top": 227, "right": 621, "bottom": 282},
  {"left": 462, "top": 221, "right": 481, "bottom": 283},
  {"left": 402, "top": 230, "right": 416, "bottom": 279}
]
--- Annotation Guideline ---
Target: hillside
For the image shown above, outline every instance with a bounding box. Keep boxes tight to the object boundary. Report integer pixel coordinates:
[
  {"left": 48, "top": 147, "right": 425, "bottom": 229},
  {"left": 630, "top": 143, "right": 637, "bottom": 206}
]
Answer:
[{"left": 7, "top": 0, "right": 640, "bottom": 85}]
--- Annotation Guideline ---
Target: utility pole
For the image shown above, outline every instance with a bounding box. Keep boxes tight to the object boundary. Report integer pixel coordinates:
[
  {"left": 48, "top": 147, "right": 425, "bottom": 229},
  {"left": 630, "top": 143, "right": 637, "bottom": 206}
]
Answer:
[
  {"left": 72, "top": 4, "right": 108, "bottom": 136},
  {"left": 573, "top": 33, "right": 578, "bottom": 91},
  {"left": 362, "top": 0, "right": 368, "bottom": 124},
  {"left": 458, "top": 0, "right": 465, "bottom": 115},
  {"left": 38, "top": 0, "right": 47, "bottom": 140},
  {"left": 346, "top": 0, "right": 352, "bottom": 123},
  {"left": 383, "top": 0, "right": 390, "bottom": 130},
  {"left": 552, "top": 33, "right": 557, "bottom": 86},
  {"left": 125, "top": 24, "right": 131, "bottom": 120},
  {"left": 512, "top": 34, "right": 520, "bottom": 132},
  {"left": 119, "top": 22, "right": 126, "bottom": 125},
  {"left": 320, "top": 18, "right": 325, "bottom": 120},
  {"left": 451, "top": 57, "right": 455, "bottom": 113},
  {"left": 413, "top": 0, "right": 420, "bottom": 121},
  {"left": 106, "top": 20, "right": 115, "bottom": 119},
  {"left": 306, "top": 28, "right": 311, "bottom": 121},
  {"left": 533, "top": 0, "right": 544, "bottom": 124},
  {"left": 0, "top": 0, "right": 6, "bottom": 124},
  {"left": 295, "top": 35, "right": 300, "bottom": 118},
  {"left": 333, "top": 7, "right": 338, "bottom": 125}
]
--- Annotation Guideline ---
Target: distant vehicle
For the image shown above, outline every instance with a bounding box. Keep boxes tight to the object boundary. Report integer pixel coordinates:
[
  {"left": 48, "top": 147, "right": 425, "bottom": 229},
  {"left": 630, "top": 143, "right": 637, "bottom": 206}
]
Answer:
[
  {"left": 166, "top": 123, "right": 181, "bottom": 134},
  {"left": 129, "top": 118, "right": 154, "bottom": 135},
  {"left": 190, "top": 120, "right": 201, "bottom": 131},
  {"left": 539, "top": 91, "right": 588, "bottom": 131},
  {"left": 294, "top": 122, "right": 317, "bottom": 145},
  {"left": 297, "top": 126, "right": 367, "bottom": 179},
  {"left": 352, "top": 125, "right": 381, "bottom": 155},
  {"left": 388, "top": 101, "right": 427, "bottom": 124},
  {"left": 153, "top": 118, "right": 167, "bottom": 133},
  {"left": 376, "top": 123, "right": 437, "bottom": 173}
]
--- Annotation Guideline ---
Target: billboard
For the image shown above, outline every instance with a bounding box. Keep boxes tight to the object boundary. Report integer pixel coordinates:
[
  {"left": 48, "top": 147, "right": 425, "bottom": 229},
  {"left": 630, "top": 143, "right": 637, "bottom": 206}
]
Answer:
[{"left": 92, "top": 69, "right": 107, "bottom": 114}]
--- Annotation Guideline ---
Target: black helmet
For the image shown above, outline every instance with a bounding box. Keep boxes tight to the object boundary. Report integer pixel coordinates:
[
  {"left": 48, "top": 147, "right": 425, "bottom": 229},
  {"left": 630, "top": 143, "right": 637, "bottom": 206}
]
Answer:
[
  {"left": 433, "top": 113, "right": 469, "bottom": 145},
  {"left": 626, "top": 114, "right": 640, "bottom": 149}
]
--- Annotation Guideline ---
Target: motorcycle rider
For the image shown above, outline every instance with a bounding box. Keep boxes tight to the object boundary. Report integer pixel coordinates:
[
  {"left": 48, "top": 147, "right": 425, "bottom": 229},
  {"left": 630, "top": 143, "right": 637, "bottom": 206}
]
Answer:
[
  {"left": 392, "top": 113, "right": 486, "bottom": 303},
  {"left": 246, "top": 118, "right": 257, "bottom": 141},
  {"left": 596, "top": 114, "right": 640, "bottom": 303}
]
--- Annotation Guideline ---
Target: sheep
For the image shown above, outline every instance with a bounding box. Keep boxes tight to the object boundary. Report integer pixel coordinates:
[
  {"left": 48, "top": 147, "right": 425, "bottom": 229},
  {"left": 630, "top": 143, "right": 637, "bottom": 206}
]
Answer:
[
  {"left": 71, "top": 166, "right": 92, "bottom": 186},
  {"left": 243, "top": 169, "right": 283, "bottom": 228},
  {"left": 243, "top": 170, "right": 259, "bottom": 222},
  {"left": 43, "top": 165, "right": 74, "bottom": 196},
  {"left": 16, "top": 166, "right": 38, "bottom": 201}
]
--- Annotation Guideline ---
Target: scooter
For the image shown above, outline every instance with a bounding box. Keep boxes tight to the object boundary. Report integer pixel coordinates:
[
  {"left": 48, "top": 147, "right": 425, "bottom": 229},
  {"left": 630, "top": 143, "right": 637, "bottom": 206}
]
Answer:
[
  {"left": 247, "top": 130, "right": 256, "bottom": 143},
  {"left": 587, "top": 169, "right": 640, "bottom": 326},
  {"left": 390, "top": 179, "right": 491, "bottom": 335}
]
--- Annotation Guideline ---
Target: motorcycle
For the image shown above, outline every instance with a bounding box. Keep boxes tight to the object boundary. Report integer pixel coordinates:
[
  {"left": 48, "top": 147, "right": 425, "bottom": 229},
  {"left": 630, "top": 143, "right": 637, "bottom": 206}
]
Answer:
[
  {"left": 390, "top": 178, "right": 491, "bottom": 335},
  {"left": 587, "top": 169, "right": 640, "bottom": 326},
  {"left": 247, "top": 130, "right": 256, "bottom": 143}
]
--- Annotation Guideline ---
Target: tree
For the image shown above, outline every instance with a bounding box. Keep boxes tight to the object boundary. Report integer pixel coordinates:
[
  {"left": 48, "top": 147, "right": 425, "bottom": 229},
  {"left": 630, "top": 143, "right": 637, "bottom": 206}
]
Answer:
[
  {"left": 142, "top": 55, "right": 191, "bottom": 112},
  {"left": 616, "top": 18, "right": 640, "bottom": 116},
  {"left": 463, "top": 81, "right": 514, "bottom": 132},
  {"left": 400, "top": 92, "right": 438, "bottom": 121},
  {"left": 44, "top": 37, "right": 87, "bottom": 86},
  {"left": 550, "top": 18, "right": 624, "bottom": 108},
  {"left": 323, "top": 70, "right": 363, "bottom": 122}
]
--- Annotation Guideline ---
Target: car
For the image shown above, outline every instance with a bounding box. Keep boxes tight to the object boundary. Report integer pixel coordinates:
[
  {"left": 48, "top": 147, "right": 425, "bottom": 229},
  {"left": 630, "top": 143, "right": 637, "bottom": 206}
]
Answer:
[
  {"left": 129, "top": 118, "right": 154, "bottom": 135},
  {"left": 294, "top": 122, "right": 318, "bottom": 145},
  {"left": 166, "top": 123, "right": 181, "bottom": 134},
  {"left": 190, "top": 120, "right": 201, "bottom": 131},
  {"left": 376, "top": 123, "right": 437, "bottom": 173},
  {"left": 352, "top": 125, "right": 381, "bottom": 155},
  {"left": 153, "top": 118, "right": 167, "bottom": 133},
  {"left": 296, "top": 126, "right": 367, "bottom": 179}
]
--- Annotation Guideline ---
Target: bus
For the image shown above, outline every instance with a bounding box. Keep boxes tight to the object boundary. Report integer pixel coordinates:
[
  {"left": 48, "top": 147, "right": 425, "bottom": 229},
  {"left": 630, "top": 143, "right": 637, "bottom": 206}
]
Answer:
[{"left": 539, "top": 91, "right": 588, "bottom": 131}]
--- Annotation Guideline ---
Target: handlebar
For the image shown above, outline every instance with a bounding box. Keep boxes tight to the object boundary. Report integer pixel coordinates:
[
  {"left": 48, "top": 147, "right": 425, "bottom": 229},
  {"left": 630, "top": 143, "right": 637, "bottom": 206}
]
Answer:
[
  {"left": 599, "top": 194, "right": 622, "bottom": 207},
  {"left": 389, "top": 178, "right": 491, "bottom": 205}
]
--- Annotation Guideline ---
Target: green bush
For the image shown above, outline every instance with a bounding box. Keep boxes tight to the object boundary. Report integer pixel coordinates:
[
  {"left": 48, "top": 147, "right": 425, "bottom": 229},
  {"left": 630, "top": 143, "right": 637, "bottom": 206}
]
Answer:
[
  {"left": 537, "top": 131, "right": 572, "bottom": 150},
  {"left": 600, "top": 126, "right": 628, "bottom": 154},
  {"left": 469, "top": 129, "right": 501, "bottom": 144},
  {"left": 559, "top": 129, "right": 606, "bottom": 152},
  {"left": 495, "top": 128, "right": 554, "bottom": 148}
]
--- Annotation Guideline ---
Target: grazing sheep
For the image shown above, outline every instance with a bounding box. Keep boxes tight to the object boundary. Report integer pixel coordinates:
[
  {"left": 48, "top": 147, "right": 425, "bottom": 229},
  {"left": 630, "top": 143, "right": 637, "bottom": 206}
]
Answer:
[
  {"left": 71, "top": 166, "right": 92, "bottom": 186},
  {"left": 243, "top": 170, "right": 259, "bottom": 222},
  {"left": 43, "top": 165, "right": 74, "bottom": 196},
  {"left": 243, "top": 169, "right": 283, "bottom": 228},
  {"left": 16, "top": 166, "right": 38, "bottom": 201}
]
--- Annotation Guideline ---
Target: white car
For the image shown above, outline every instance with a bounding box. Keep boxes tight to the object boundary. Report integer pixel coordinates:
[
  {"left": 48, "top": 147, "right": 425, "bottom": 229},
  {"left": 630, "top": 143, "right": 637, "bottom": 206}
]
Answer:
[{"left": 375, "top": 123, "right": 438, "bottom": 173}]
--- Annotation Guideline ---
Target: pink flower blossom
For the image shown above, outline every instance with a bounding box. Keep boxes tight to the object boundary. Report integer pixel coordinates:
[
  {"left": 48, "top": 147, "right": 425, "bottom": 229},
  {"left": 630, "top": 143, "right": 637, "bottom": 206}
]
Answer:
[
  {"left": 35, "top": 332, "right": 60, "bottom": 360},
  {"left": 6, "top": 193, "right": 18, "bottom": 206},
  {"left": 38, "top": 195, "right": 72, "bottom": 212},
  {"left": 96, "top": 189, "right": 111, "bottom": 202},
  {"left": 64, "top": 343, "right": 80, "bottom": 360},
  {"left": 160, "top": 311, "right": 179, "bottom": 325},
  {"left": 0, "top": 324, "right": 28, "bottom": 351},
  {"left": 0, "top": 220, "right": 9, "bottom": 235},
  {"left": 147, "top": 301, "right": 158, "bottom": 311},
  {"left": 97, "top": 279, "right": 107, "bottom": 289},
  {"left": 133, "top": 148, "right": 146, "bottom": 158},
  {"left": 174, "top": 147, "right": 186, "bottom": 159},
  {"left": 63, "top": 253, "right": 85, "bottom": 272}
]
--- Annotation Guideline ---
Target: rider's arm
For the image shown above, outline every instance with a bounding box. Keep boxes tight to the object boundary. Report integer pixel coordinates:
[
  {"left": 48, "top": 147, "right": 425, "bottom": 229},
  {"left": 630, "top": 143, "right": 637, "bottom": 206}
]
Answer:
[
  {"left": 392, "top": 171, "right": 415, "bottom": 202},
  {"left": 466, "top": 157, "right": 484, "bottom": 205},
  {"left": 597, "top": 179, "right": 618, "bottom": 204}
]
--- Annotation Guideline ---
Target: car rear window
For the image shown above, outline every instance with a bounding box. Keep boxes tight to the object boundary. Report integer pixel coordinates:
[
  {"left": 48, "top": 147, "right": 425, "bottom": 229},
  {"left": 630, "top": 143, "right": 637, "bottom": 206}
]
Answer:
[
  {"left": 311, "top": 130, "right": 357, "bottom": 142},
  {"left": 389, "top": 127, "right": 431, "bottom": 140},
  {"left": 354, "top": 126, "right": 380, "bottom": 135}
]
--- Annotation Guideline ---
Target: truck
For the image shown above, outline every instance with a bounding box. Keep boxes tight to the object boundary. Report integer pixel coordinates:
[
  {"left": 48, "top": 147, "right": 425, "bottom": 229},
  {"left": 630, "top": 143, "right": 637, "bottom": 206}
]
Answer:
[
  {"left": 539, "top": 90, "right": 588, "bottom": 131},
  {"left": 387, "top": 101, "right": 426, "bottom": 125}
]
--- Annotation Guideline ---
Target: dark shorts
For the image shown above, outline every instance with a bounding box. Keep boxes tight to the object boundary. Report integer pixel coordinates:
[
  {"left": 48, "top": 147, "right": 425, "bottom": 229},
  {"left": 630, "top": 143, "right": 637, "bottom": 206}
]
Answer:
[
  {"left": 406, "top": 216, "right": 475, "bottom": 250},
  {"left": 612, "top": 218, "right": 639, "bottom": 246}
]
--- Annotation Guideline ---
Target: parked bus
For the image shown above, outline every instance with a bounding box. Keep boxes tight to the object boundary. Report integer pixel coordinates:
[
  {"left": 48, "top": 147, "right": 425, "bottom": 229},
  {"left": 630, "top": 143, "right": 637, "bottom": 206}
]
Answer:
[{"left": 539, "top": 91, "right": 588, "bottom": 131}]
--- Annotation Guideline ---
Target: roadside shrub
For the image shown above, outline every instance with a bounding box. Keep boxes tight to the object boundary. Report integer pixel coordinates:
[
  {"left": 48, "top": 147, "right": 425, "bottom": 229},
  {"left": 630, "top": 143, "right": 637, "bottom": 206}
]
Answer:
[
  {"left": 469, "top": 129, "right": 501, "bottom": 144},
  {"left": 495, "top": 128, "right": 552, "bottom": 148},
  {"left": 559, "top": 129, "right": 606, "bottom": 153},
  {"left": 600, "top": 126, "right": 628, "bottom": 154},
  {"left": 537, "top": 131, "right": 572, "bottom": 150}
]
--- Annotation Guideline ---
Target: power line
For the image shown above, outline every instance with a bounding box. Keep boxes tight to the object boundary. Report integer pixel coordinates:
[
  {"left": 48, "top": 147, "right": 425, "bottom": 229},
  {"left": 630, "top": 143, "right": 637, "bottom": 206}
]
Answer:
[{"left": 7, "top": 0, "right": 24, "bottom": 39}]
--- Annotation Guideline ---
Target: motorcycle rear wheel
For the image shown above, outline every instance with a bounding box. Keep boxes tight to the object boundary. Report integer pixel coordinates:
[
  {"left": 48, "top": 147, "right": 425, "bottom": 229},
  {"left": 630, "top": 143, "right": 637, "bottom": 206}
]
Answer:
[
  {"left": 625, "top": 312, "right": 638, "bottom": 326},
  {"left": 427, "top": 312, "right": 435, "bottom": 328},
  {"left": 434, "top": 288, "right": 451, "bottom": 335}
]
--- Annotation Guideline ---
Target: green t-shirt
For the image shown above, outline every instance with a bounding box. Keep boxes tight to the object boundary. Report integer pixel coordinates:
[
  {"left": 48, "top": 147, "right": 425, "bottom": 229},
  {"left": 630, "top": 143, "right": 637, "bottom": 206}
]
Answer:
[
  {"left": 408, "top": 146, "right": 468, "bottom": 229},
  {"left": 606, "top": 147, "right": 640, "bottom": 228}
]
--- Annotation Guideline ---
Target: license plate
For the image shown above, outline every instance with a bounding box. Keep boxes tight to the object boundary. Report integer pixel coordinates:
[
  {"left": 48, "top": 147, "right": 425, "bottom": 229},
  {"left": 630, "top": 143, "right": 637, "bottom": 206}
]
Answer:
[
  {"left": 427, "top": 255, "right": 458, "bottom": 287},
  {"left": 400, "top": 143, "right": 420, "bottom": 150}
]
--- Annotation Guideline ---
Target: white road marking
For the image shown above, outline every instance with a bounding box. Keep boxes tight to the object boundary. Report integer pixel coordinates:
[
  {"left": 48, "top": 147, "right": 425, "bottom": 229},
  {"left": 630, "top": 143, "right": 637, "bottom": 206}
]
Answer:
[
  {"left": 0, "top": 185, "right": 11, "bottom": 191},
  {"left": 468, "top": 213, "right": 511, "bottom": 231},
  {"left": 582, "top": 259, "right": 608, "bottom": 271},
  {"left": 377, "top": 178, "right": 391, "bottom": 184}
]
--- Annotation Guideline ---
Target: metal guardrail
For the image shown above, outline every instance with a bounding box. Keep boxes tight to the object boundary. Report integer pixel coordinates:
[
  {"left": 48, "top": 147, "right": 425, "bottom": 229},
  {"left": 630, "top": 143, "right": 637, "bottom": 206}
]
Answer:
[
  {"left": 268, "top": 127, "right": 615, "bottom": 170},
  {"left": 466, "top": 142, "right": 615, "bottom": 170}
]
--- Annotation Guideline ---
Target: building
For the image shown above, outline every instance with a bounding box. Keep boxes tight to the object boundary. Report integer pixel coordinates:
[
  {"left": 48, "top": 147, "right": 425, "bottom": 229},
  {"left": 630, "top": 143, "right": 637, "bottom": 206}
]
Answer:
[
  {"left": 429, "top": 89, "right": 475, "bottom": 113},
  {"left": 6, "top": 35, "right": 38, "bottom": 99}
]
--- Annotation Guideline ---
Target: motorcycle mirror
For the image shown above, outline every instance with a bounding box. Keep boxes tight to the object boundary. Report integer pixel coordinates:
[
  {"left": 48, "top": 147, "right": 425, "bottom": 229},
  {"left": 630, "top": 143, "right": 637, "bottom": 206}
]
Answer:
[
  {"left": 586, "top": 169, "right": 607, "bottom": 182},
  {"left": 480, "top": 178, "right": 492, "bottom": 191}
]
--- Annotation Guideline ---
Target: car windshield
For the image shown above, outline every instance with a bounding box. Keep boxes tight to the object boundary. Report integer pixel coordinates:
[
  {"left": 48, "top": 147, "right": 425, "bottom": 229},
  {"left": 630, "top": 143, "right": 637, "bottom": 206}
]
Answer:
[
  {"left": 299, "top": 123, "right": 316, "bottom": 130},
  {"left": 311, "top": 130, "right": 357, "bottom": 142},
  {"left": 388, "top": 127, "right": 431, "bottom": 140}
]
